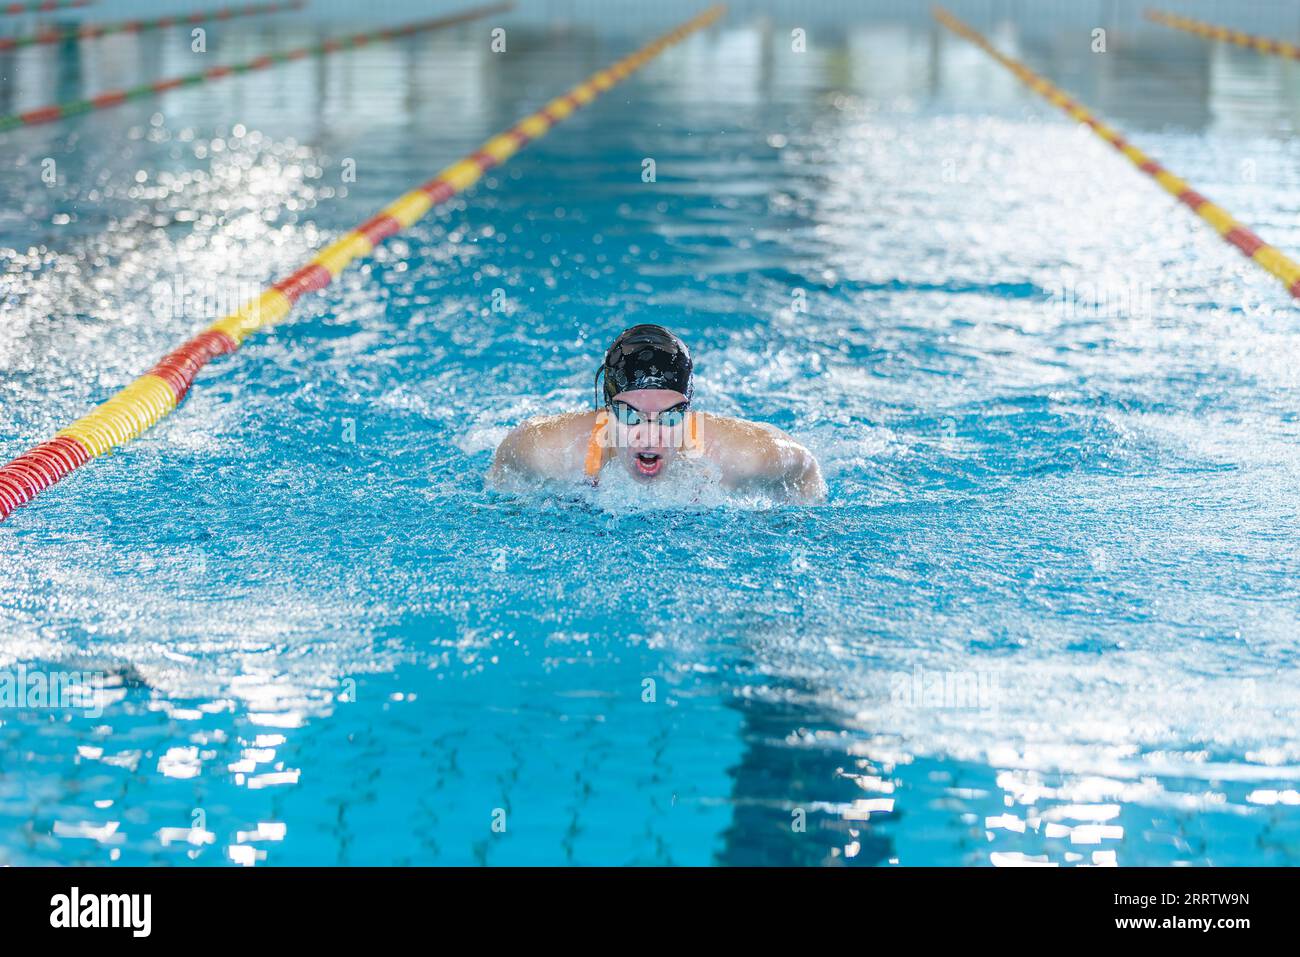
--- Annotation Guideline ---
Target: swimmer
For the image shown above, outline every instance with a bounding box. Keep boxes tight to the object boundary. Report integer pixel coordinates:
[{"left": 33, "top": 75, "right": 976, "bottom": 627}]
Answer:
[{"left": 489, "top": 324, "right": 826, "bottom": 503}]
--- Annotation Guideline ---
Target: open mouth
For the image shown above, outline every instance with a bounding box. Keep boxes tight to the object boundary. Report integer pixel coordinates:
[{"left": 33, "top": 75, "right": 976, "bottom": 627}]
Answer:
[{"left": 633, "top": 451, "right": 663, "bottom": 478}]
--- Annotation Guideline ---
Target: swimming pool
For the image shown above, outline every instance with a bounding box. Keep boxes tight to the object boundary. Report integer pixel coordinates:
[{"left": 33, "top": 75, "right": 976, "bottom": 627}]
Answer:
[{"left": 2, "top": 4, "right": 1299, "bottom": 866}]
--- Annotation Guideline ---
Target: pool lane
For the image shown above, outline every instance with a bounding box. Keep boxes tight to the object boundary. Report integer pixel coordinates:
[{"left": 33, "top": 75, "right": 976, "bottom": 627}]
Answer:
[
  {"left": 934, "top": 7, "right": 1300, "bottom": 301},
  {"left": 0, "top": 2, "right": 511, "bottom": 131},
  {"left": 0, "top": 0, "right": 304, "bottom": 54},
  {"left": 0, "top": 5, "right": 726, "bottom": 524}
]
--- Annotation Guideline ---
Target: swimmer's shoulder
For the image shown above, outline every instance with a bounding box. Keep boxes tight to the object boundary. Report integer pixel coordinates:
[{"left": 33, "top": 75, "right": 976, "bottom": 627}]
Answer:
[
  {"left": 692, "top": 411, "right": 789, "bottom": 452},
  {"left": 519, "top": 410, "right": 598, "bottom": 447},
  {"left": 491, "top": 410, "right": 598, "bottom": 481}
]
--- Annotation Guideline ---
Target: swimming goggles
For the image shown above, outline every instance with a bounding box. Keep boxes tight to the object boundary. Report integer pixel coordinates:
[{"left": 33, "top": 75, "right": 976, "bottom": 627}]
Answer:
[{"left": 609, "top": 400, "right": 689, "bottom": 428}]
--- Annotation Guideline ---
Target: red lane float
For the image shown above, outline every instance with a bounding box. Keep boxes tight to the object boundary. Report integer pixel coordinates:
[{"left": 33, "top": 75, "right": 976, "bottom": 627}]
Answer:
[
  {"left": 933, "top": 6, "right": 1300, "bottom": 301},
  {"left": 0, "top": 0, "right": 303, "bottom": 52},
  {"left": 1, "top": 0, "right": 94, "bottom": 15},
  {"left": 0, "top": 2, "right": 511, "bottom": 132},
  {"left": 1146, "top": 9, "right": 1300, "bottom": 61}
]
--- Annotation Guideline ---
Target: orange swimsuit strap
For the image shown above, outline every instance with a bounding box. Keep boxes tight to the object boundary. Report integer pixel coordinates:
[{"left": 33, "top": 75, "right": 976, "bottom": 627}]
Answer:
[
  {"left": 583, "top": 409, "right": 700, "bottom": 481},
  {"left": 584, "top": 410, "right": 609, "bottom": 479}
]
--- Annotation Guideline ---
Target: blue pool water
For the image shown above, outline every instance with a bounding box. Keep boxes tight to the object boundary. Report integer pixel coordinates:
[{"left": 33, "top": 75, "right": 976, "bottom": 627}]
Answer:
[{"left": 2, "top": 6, "right": 1300, "bottom": 865}]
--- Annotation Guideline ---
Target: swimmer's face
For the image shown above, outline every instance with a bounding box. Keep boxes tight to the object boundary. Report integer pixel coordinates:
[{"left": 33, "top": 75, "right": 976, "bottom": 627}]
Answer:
[{"left": 609, "top": 389, "right": 690, "bottom": 482}]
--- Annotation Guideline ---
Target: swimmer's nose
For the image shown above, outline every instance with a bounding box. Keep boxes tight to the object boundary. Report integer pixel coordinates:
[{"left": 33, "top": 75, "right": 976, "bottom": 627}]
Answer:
[
  {"left": 625, "top": 421, "right": 681, "bottom": 451},
  {"left": 619, "top": 419, "right": 676, "bottom": 450}
]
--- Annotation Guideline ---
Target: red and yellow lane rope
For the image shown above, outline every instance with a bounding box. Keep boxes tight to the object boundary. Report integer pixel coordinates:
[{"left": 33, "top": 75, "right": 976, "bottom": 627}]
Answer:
[
  {"left": 0, "top": 0, "right": 302, "bottom": 53},
  {"left": 0, "top": 4, "right": 726, "bottom": 522},
  {"left": 0, "top": 2, "right": 510, "bottom": 132},
  {"left": 1, "top": 0, "right": 93, "bottom": 15},
  {"left": 933, "top": 7, "right": 1300, "bottom": 302},
  {"left": 1146, "top": 9, "right": 1300, "bottom": 61}
]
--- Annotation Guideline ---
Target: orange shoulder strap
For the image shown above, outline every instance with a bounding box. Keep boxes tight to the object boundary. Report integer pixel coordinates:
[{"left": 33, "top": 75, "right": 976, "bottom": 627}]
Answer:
[
  {"left": 685, "top": 410, "right": 701, "bottom": 452},
  {"left": 584, "top": 410, "right": 609, "bottom": 478}
]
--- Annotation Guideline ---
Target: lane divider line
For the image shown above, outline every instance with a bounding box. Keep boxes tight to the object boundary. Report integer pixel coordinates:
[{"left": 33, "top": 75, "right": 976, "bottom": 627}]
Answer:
[
  {"left": 1146, "top": 9, "right": 1300, "bottom": 61},
  {"left": 0, "top": 4, "right": 727, "bottom": 522},
  {"left": 0, "top": 1, "right": 509, "bottom": 132},
  {"left": 933, "top": 7, "right": 1300, "bottom": 302},
  {"left": 1, "top": 0, "right": 94, "bottom": 15},
  {"left": 0, "top": 0, "right": 303, "bottom": 53}
]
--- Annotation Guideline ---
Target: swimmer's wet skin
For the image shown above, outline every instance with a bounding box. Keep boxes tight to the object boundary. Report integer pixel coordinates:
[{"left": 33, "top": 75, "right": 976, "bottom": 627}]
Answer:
[{"left": 488, "top": 325, "right": 826, "bottom": 503}]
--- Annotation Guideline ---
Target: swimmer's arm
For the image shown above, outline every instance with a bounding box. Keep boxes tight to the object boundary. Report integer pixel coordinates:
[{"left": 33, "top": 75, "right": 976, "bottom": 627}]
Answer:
[
  {"left": 711, "top": 417, "right": 826, "bottom": 503},
  {"left": 763, "top": 432, "right": 826, "bottom": 504},
  {"left": 780, "top": 439, "right": 827, "bottom": 503}
]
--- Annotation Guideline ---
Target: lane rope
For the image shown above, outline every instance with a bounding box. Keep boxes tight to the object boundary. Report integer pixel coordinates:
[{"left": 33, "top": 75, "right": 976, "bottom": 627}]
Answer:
[
  {"left": 0, "top": 1, "right": 509, "bottom": 132},
  {"left": 0, "top": 0, "right": 303, "bottom": 53},
  {"left": 1146, "top": 9, "right": 1300, "bottom": 61},
  {"left": 1, "top": 0, "right": 94, "bottom": 15},
  {"left": 0, "top": 4, "right": 727, "bottom": 522},
  {"left": 933, "top": 7, "right": 1300, "bottom": 302}
]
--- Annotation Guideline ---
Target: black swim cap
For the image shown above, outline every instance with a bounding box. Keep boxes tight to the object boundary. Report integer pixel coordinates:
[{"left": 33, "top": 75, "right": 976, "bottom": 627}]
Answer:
[{"left": 599, "top": 324, "right": 694, "bottom": 405}]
